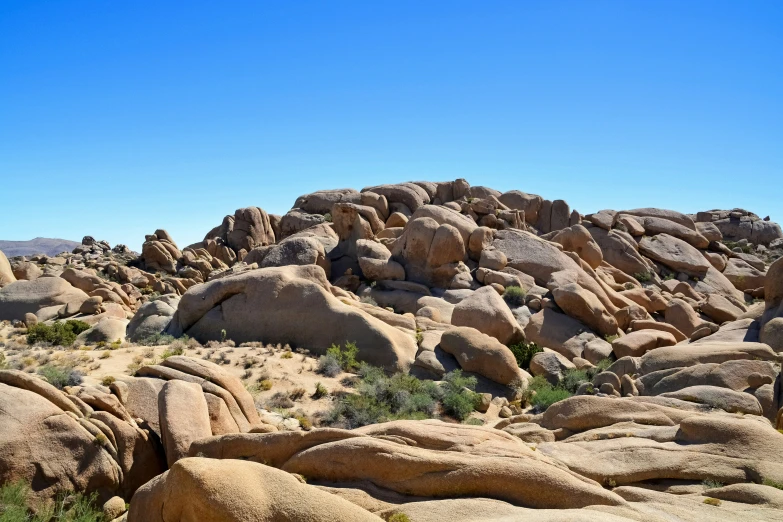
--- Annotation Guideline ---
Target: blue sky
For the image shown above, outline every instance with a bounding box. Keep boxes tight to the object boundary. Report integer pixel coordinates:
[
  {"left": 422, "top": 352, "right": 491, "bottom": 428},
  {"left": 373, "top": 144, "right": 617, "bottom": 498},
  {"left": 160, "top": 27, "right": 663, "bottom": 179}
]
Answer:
[{"left": 1, "top": 1, "right": 781, "bottom": 251}]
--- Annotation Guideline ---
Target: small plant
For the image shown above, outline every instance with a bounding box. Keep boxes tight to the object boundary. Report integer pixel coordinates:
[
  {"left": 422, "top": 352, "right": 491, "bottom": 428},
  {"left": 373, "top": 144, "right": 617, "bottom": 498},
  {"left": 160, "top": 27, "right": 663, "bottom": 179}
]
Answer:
[
  {"left": 605, "top": 478, "right": 617, "bottom": 488},
  {"left": 161, "top": 345, "right": 184, "bottom": 360},
  {"left": 101, "top": 375, "right": 116, "bottom": 386},
  {"left": 387, "top": 513, "right": 411, "bottom": 522},
  {"left": 99, "top": 350, "right": 111, "bottom": 359},
  {"left": 258, "top": 379, "right": 273, "bottom": 391},
  {"left": 27, "top": 320, "right": 91, "bottom": 347},
  {"left": 415, "top": 329, "right": 423, "bottom": 344},
  {"left": 507, "top": 341, "right": 542, "bottom": 370},
  {"left": 289, "top": 387, "right": 306, "bottom": 401},
  {"left": 313, "top": 382, "right": 328, "bottom": 399},
  {"left": 523, "top": 375, "right": 572, "bottom": 411},
  {"left": 464, "top": 417, "right": 484, "bottom": 425},
  {"left": 94, "top": 432, "right": 108, "bottom": 445},
  {"left": 220, "top": 329, "right": 227, "bottom": 342},
  {"left": 604, "top": 334, "right": 619, "bottom": 343},
  {"left": 266, "top": 391, "right": 294, "bottom": 409},
  {"left": 322, "top": 212, "right": 333, "bottom": 223},
  {"left": 281, "top": 350, "right": 294, "bottom": 359},
  {"left": 502, "top": 285, "right": 526, "bottom": 307},
  {"left": 632, "top": 271, "right": 652, "bottom": 283},
  {"left": 296, "top": 414, "right": 312, "bottom": 430},
  {"left": 703, "top": 497, "right": 721, "bottom": 506},
  {"left": 702, "top": 479, "right": 724, "bottom": 490},
  {"left": 137, "top": 332, "right": 176, "bottom": 346},
  {"left": 37, "top": 364, "right": 83, "bottom": 389}
]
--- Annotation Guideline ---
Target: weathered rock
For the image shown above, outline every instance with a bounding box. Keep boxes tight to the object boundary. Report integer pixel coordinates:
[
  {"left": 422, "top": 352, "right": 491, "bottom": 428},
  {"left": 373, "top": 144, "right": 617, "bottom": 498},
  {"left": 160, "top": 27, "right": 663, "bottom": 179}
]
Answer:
[
  {"left": 0, "top": 277, "right": 89, "bottom": 321},
  {"left": 158, "top": 380, "right": 212, "bottom": 466},
  {"left": 611, "top": 330, "right": 677, "bottom": 358},
  {"left": 451, "top": 286, "right": 521, "bottom": 344},
  {"left": 524, "top": 308, "right": 601, "bottom": 360},
  {"left": 660, "top": 385, "right": 763, "bottom": 415},
  {"left": 636, "top": 359, "right": 777, "bottom": 396},
  {"left": 529, "top": 350, "right": 575, "bottom": 384},
  {"left": 168, "top": 265, "right": 417, "bottom": 372},
  {"left": 128, "top": 457, "right": 379, "bottom": 522},
  {"left": 439, "top": 327, "right": 521, "bottom": 385},
  {"left": 761, "top": 256, "right": 783, "bottom": 351},
  {"left": 127, "top": 297, "right": 179, "bottom": 343},
  {"left": 638, "top": 234, "right": 711, "bottom": 276},
  {"left": 638, "top": 342, "right": 780, "bottom": 374},
  {"left": 0, "top": 382, "right": 121, "bottom": 500},
  {"left": 0, "top": 249, "right": 16, "bottom": 287},
  {"left": 724, "top": 257, "right": 767, "bottom": 292}
]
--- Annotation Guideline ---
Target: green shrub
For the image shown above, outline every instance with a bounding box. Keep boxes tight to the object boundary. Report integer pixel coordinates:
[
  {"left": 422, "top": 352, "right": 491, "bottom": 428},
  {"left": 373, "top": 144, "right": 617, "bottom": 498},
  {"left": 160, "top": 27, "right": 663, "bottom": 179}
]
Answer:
[
  {"left": 702, "top": 479, "right": 724, "bottom": 490},
  {"left": 440, "top": 370, "right": 480, "bottom": 421},
  {"left": 37, "top": 364, "right": 83, "bottom": 389},
  {"left": 0, "top": 480, "right": 103, "bottom": 522},
  {"left": 632, "top": 271, "right": 652, "bottom": 283},
  {"left": 507, "top": 341, "right": 542, "bottom": 370},
  {"left": 318, "top": 341, "right": 359, "bottom": 376},
  {"left": 160, "top": 345, "right": 184, "bottom": 360},
  {"left": 312, "top": 382, "right": 328, "bottom": 400},
  {"left": 523, "top": 375, "right": 572, "bottom": 411},
  {"left": 502, "top": 285, "right": 526, "bottom": 307},
  {"left": 703, "top": 497, "right": 721, "bottom": 506},
  {"left": 323, "top": 212, "right": 333, "bottom": 223},
  {"left": 27, "top": 320, "right": 91, "bottom": 347},
  {"left": 560, "top": 368, "right": 590, "bottom": 394}
]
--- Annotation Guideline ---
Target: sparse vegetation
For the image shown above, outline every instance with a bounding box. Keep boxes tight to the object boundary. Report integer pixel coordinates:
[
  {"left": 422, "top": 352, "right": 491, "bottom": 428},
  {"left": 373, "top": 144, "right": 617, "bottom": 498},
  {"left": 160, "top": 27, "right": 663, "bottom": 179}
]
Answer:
[
  {"left": 0, "top": 480, "right": 104, "bottom": 522},
  {"left": 26, "top": 320, "right": 91, "bottom": 347},
  {"left": 702, "top": 479, "right": 724, "bottom": 490},
  {"left": 387, "top": 513, "right": 411, "bottom": 522},
  {"left": 632, "top": 271, "right": 652, "bottom": 283},
  {"left": 604, "top": 334, "right": 619, "bottom": 343},
  {"left": 317, "top": 341, "right": 359, "bottom": 376},
  {"left": 325, "top": 365, "right": 479, "bottom": 428},
  {"left": 312, "top": 382, "right": 328, "bottom": 399},
  {"left": 762, "top": 478, "right": 783, "bottom": 490},
  {"left": 703, "top": 497, "right": 721, "bottom": 506},
  {"left": 522, "top": 361, "right": 613, "bottom": 411},
  {"left": 507, "top": 341, "right": 541, "bottom": 370},
  {"left": 137, "top": 332, "right": 176, "bottom": 346},
  {"left": 101, "top": 375, "right": 116, "bottom": 387},
  {"left": 502, "top": 285, "right": 526, "bottom": 307},
  {"left": 37, "top": 364, "right": 83, "bottom": 389}
]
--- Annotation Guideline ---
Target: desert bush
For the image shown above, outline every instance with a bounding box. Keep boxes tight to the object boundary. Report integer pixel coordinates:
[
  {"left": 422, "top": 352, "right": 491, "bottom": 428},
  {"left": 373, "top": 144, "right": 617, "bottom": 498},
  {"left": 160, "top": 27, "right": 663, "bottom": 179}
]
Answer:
[
  {"left": 632, "top": 271, "right": 652, "bottom": 283},
  {"left": 502, "top": 285, "right": 526, "bottom": 307},
  {"left": 703, "top": 497, "right": 721, "bottom": 506},
  {"left": 137, "top": 332, "right": 176, "bottom": 346},
  {"left": 289, "top": 387, "right": 306, "bottom": 401},
  {"left": 326, "top": 365, "right": 480, "bottom": 428},
  {"left": 266, "top": 392, "right": 295, "bottom": 409},
  {"left": 523, "top": 375, "right": 572, "bottom": 411},
  {"left": 507, "top": 341, "right": 541, "bottom": 370},
  {"left": 312, "top": 382, "right": 328, "bottom": 399},
  {"left": 702, "top": 480, "right": 724, "bottom": 489},
  {"left": 160, "top": 344, "right": 184, "bottom": 360},
  {"left": 37, "top": 364, "right": 83, "bottom": 389},
  {"left": 101, "top": 375, "right": 116, "bottom": 386},
  {"left": 317, "top": 341, "right": 359, "bottom": 376},
  {"left": 387, "top": 514, "right": 411, "bottom": 522},
  {"left": 27, "top": 320, "right": 91, "bottom": 347},
  {"left": 440, "top": 370, "right": 480, "bottom": 421}
]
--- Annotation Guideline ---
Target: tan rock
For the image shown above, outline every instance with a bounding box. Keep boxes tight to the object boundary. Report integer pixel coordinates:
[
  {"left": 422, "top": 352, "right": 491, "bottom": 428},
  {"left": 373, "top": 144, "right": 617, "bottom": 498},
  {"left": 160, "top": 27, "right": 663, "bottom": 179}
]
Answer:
[
  {"left": 440, "top": 327, "right": 521, "bottom": 385},
  {"left": 158, "top": 380, "right": 212, "bottom": 466},
  {"left": 451, "top": 286, "right": 521, "bottom": 344}
]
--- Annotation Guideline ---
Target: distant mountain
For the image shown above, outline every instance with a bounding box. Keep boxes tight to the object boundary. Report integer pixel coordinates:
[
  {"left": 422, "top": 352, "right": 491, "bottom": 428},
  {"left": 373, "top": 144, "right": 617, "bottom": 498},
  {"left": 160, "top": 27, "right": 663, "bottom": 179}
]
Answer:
[{"left": 0, "top": 237, "right": 81, "bottom": 257}]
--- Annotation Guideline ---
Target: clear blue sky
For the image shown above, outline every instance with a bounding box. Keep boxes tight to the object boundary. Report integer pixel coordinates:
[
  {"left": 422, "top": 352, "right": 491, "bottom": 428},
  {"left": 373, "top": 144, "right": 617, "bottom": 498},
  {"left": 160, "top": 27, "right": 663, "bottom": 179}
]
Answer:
[{"left": 1, "top": 1, "right": 781, "bottom": 251}]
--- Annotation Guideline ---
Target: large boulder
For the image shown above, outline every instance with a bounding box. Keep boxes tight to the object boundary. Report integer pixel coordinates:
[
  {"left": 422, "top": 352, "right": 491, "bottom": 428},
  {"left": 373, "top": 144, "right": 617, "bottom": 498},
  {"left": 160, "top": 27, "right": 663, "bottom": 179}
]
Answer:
[
  {"left": 761, "top": 256, "right": 783, "bottom": 351},
  {"left": 127, "top": 297, "right": 179, "bottom": 343},
  {"left": 0, "top": 249, "right": 16, "bottom": 287},
  {"left": 128, "top": 457, "right": 379, "bottom": 522},
  {"left": 638, "top": 342, "right": 780, "bottom": 374},
  {"left": 587, "top": 228, "right": 652, "bottom": 277},
  {"left": 0, "top": 277, "right": 89, "bottom": 321},
  {"left": 724, "top": 257, "right": 767, "bottom": 292},
  {"left": 168, "top": 265, "right": 417, "bottom": 372},
  {"left": 638, "top": 234, "right": 710, "bottom": 276},
  {"left": 548, "top": 225, "right": 603, "bottom": 269},
  {"left": 451, "top": 286, "right": 521, "bottom": 344},
  {"left": 158, "top": 381, "right": 212, "bottom": 466},
  {"left": 227, "top": 207, "right": 276, "bottom": 252},
  {"left": 636, "top": 359, "right": 776, "bottom": 396},
  {"left": 524, "top": 308, "right": 607, "bottom": 360},
  {"left": 627, "top": 216, "right": 709, "bottom": 248},
  {"left": 0, "top": 380, "right": 121, "bottom": 501},
  {"left": 439, "top": 327, "right": 521, "bottom": 385}
]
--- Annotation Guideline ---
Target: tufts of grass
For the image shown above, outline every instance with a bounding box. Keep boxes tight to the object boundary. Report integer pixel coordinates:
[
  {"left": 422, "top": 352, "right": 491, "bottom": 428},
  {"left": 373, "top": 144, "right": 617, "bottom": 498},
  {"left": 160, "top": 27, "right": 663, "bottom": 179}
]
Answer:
[
  {"left": 312, "top": 382, "right": 328, "bottom": 400},
  {"left": 763, "top": 478, "right": 783, "bottom": 490},
  {"left": 502, "top": 285, "right": 526, "bottom": 307},
  {"left": 702, "top": 479, "right": 724, "bottom": 490},
  {"left": 0, "top": 480, "right": 104, "bottom": 522},
  {"left": 703, "top": 497, "right": 721, "bottom": 507}
]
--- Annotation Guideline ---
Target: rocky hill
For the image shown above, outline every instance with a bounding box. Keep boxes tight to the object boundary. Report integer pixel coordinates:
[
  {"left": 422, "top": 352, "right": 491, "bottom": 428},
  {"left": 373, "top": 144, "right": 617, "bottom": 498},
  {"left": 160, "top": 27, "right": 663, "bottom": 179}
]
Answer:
[
  {"left": 1, "top": 179, "right": 783, "bottom": 521},
  {"left": 0, "top": 237, "right": 81, "bottom": 257}
]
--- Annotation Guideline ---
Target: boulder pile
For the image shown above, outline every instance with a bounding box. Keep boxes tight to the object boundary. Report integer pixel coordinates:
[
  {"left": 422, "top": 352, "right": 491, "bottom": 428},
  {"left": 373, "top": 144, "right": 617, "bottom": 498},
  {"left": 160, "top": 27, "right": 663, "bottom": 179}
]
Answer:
[{"left": 1, "top": 179, "right": 783, "bottom": 521}]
